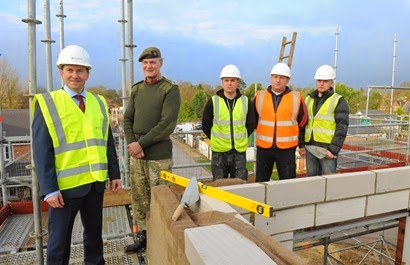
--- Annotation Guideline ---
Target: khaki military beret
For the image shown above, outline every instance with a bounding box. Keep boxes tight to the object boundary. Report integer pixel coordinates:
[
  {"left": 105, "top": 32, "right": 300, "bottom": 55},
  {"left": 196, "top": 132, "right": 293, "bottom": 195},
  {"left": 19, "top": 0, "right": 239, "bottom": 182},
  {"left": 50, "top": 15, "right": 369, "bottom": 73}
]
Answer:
[{"left": 138, "top": 47, "right": 162, "bottom": 62}]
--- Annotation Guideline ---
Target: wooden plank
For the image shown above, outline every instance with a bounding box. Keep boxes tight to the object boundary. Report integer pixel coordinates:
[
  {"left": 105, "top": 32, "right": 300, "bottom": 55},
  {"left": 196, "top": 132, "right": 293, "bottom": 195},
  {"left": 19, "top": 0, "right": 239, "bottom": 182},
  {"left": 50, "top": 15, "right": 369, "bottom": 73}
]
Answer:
[{"left": 103, "top": 188, "right": 131, "bottom": 207}]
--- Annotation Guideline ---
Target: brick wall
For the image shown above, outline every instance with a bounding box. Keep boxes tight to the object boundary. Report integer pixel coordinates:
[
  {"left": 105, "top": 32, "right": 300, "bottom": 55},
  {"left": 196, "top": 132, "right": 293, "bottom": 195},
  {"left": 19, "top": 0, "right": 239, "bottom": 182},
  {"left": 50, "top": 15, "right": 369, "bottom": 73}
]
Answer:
[{"left": 215, "top": 166, "right": 410, "bottom": 262}]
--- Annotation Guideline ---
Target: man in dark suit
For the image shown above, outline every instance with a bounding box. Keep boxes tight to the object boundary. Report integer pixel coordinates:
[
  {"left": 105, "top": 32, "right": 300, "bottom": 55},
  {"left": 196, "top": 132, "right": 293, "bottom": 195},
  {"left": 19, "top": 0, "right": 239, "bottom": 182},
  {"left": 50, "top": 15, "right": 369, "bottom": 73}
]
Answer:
[{"left": 32, "top": 45, "right": 121, "bottom": 265}]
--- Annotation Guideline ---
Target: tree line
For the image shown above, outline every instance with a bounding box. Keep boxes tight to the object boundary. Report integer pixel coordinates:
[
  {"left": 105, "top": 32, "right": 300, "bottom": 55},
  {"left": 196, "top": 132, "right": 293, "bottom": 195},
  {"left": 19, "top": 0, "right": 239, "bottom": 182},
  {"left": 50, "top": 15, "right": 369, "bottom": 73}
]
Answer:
[{"left": 2, "top": 58, "right": 410, "bottom": 120}]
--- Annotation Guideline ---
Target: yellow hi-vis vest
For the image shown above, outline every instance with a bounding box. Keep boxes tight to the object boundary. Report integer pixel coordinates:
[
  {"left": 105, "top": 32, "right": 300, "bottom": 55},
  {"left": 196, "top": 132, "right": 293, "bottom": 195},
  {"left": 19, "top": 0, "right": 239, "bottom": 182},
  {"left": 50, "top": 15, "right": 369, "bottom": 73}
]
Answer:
[
  {"left": 210, "top": 95, "right": 248, "bottom": 152},
  {"left": 32, "top": 90, "right": 109, "bottom": 191},
  {"left": 305, "top": 93, "right": 342, "bottom": 144}
]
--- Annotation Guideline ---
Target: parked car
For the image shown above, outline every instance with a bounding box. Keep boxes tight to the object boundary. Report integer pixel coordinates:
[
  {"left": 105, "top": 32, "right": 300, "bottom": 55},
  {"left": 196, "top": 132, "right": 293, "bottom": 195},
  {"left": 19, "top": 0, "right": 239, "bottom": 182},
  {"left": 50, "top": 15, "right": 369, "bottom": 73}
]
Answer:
[
  {"left": 195, "top": 121, "right": 202, "bottom": 130},
  {"left": 174, "top": 123, "right": 194, "bottom": 133}
]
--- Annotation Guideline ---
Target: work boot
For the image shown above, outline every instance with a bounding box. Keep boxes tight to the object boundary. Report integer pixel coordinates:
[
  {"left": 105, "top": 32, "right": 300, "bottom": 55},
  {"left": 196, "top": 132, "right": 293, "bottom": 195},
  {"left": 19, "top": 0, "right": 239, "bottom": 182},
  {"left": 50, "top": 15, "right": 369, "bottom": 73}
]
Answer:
[{"left": 124, "top": 230, "right": 147, "bottom": 253}]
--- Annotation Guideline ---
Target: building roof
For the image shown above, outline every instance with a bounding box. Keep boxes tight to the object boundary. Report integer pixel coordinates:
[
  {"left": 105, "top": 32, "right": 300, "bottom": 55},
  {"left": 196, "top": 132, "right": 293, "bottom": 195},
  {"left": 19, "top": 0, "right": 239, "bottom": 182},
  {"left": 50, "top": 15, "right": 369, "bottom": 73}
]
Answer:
[
  {"left": 357, "top": 109, "right": 387, "bottom": 117},
  {"left": 348, "top": 117, "right": 382, "bottom": 135},
  {"left": 1, "top": 109, "right": 30, "bottom": 137}
]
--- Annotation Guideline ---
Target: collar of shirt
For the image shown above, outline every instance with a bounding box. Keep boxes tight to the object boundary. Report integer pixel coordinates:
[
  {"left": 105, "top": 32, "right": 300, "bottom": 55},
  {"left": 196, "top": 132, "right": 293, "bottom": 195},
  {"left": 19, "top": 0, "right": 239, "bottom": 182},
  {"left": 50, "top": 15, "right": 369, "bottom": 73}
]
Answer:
[
  {"left": 144, "top": 74, "right": 163, "bottom": 84},
  {"left": 63, "top": 85, "right": 86, "bottom": 103}
]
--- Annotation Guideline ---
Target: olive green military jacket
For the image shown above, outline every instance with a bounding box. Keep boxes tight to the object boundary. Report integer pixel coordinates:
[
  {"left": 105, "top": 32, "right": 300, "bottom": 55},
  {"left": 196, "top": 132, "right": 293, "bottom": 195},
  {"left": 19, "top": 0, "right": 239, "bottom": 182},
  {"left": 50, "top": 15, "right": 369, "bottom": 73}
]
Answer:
[{"left": 123, "top": 77, "right": 181, "bottom": 160}]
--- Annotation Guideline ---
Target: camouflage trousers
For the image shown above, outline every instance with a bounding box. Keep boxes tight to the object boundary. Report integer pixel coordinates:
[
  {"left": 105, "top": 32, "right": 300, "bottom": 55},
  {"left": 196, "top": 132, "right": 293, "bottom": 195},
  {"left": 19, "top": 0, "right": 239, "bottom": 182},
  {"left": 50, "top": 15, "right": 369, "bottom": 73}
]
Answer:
[
  {"left": 211, "top": 150, "right": 248, "bottom": 181},
  {"left": 129, "top": 157, "right": 172, "bottom": 230}
]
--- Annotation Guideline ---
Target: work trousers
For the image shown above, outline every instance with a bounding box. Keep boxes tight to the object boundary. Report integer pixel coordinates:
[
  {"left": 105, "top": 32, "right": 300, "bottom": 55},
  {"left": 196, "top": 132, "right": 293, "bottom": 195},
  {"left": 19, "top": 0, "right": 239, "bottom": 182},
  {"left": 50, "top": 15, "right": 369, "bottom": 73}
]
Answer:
[
  {"left": 129, "top": 158, "right": 172, "bottom": 230},
  {"left": 211, "top": 150, "right": 248, "bottom": 181},
  {"left": 255, "top": 147, "right": 297, "bottom": 182},
  {"left": 47, "top": 184, "right": 105, "bottom": 265},
  {"left": 306, "top": 149, "right": 337, "bottom": 176}
]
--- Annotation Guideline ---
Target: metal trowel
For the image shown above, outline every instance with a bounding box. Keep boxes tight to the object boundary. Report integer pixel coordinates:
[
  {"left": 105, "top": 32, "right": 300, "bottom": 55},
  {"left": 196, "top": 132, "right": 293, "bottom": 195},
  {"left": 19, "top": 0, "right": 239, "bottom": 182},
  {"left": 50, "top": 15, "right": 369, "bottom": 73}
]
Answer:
[{"left": 172, "top": 176, "right": 199, "bottom": 221}]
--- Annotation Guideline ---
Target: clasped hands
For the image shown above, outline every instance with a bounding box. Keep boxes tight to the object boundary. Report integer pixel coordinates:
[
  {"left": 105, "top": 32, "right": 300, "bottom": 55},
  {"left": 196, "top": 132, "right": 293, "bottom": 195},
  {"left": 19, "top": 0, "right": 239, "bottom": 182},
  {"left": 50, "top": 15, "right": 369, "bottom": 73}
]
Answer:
[{"left": 127, "top": 142, "right": 145, "bottom": 159}]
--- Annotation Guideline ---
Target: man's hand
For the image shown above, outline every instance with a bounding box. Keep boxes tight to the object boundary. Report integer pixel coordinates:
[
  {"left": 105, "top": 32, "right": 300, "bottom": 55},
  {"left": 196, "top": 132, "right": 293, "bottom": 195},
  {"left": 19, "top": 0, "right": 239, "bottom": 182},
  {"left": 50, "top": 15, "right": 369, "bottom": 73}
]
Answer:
[
  {"left": 45, "top": 192, "right": 65, "bottom": 208},
  {"left": 298, "top": 147, "right": 306, "bottom": 157},
  {"left": 325, "top": 150, "right": 336, "bottom": 159},
  {"left": 127, "top": 142, "right": 143, "bottom": 158},
  {"left": 134, "top": 150, "right": 145, "bottom": 159},
  {"left": 109, "top": 179, "right": 122, "bottom": 192}
]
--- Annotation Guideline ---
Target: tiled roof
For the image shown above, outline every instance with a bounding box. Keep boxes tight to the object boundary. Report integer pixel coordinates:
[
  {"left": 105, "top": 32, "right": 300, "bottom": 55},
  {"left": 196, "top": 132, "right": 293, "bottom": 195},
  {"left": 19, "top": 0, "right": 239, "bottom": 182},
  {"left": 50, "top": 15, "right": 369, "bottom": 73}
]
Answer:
[
  {"left": 1, "top": 109, "right": 30, "bottom": 137},
  {"left": 348, "top": 117, "right": 382, "bottom": 135}
]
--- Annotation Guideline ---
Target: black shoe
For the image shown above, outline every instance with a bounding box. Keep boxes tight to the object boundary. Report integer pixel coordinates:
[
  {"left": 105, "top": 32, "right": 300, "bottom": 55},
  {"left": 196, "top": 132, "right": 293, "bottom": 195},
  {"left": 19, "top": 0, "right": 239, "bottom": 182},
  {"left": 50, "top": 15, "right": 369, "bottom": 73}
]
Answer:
[{"left": 124, "top": 230, "right": 147, "bottom": 253}]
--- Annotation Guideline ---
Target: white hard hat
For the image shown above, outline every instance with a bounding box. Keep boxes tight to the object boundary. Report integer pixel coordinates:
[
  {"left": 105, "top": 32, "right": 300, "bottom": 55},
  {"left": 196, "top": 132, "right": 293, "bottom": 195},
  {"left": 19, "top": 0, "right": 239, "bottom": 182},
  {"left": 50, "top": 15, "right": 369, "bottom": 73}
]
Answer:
[
  {"left": 270, "top": 63, "right": 291, "bottom": 78},
  {"left": 220, "top": 64, "right": 241, "bottom": 79},
  {"left": 314, "top": 65, "right": 336, "bottom": 80},
  {"left": 56, "top": 45, "right": 92, "bottom": 69}
]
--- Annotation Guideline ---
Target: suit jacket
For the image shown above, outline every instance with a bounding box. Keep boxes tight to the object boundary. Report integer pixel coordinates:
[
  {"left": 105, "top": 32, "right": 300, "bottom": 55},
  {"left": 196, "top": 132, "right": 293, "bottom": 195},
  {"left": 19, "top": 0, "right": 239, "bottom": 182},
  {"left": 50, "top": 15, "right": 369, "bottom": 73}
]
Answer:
[{"left": 32, "top": 102, "right": 121, "bottom": 199}]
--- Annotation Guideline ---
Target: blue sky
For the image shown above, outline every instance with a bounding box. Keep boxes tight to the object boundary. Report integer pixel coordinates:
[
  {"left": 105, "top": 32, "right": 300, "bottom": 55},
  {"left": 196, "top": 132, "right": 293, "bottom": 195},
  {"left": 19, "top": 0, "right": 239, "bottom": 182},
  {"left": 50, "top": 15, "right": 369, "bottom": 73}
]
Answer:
[{"left": 1, "top": 1, "right": 410, "bottom": 91}]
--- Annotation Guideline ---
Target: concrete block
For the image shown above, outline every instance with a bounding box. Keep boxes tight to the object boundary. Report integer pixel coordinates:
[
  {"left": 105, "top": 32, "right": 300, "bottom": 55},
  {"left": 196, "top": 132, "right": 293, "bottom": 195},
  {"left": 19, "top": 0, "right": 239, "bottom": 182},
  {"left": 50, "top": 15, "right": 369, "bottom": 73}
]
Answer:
[
  {"left": 266, "top": 177, "right": 326, "bottom": 210},
  {"left": 191, "top": 194, "right": 250, "bottom": 224},
  {"left": 220, "top": 183, "right": 266, "bottom": 214},
  {"left": 325, "top": 171, "right": 375, "bottom": 201},
  {"left": 192, "top": 194, "right": 238, "bottom": 214},
  {"left": 372, "top": 166, "right": 410, "bottom": 193},
  {"left": 366, "top": 190, "right": 410, "bottom": 216},
  {"left": 185, "top": 224, "right": 277, "bottom": 265},
  {"left": 316, "top": 197, "right": 366, "bottom": 226},
  {"left": 255, "top": 205, "right": 315, "bottom": 235}
]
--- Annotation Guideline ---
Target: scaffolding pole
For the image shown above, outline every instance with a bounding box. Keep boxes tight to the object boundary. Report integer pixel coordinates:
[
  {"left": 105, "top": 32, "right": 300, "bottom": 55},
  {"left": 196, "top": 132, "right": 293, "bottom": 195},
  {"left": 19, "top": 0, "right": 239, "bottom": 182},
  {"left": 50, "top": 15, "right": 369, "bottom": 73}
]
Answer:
[
  {"left": 41, "top": 0, "right": 55, "bottom": 92},
  {"left": 334, "top": 24, "right": 339, "bottom": 91},
  {"left": 119, "top": 0, "right": 129, "bottom": 187},
  {"left": 390, "top": 33, "right": 397, "bottom": 115},
  {"left": 0, "top": 107, "right": 7, "bottom": 206},
  {"left": 56, "top": 0, "right": 66, "bottom": 86},
  {"left": 407, "top": 118, "right": 410, "bottom": 166},
  {"left": 126, "top": 0, "right": 137, "bottom": 92},
  {"left": 22, "top": 0, "right": 44, "bottom": 263},
  {"left": 56, "top": 0, "right": 65, "bottom": 52}
]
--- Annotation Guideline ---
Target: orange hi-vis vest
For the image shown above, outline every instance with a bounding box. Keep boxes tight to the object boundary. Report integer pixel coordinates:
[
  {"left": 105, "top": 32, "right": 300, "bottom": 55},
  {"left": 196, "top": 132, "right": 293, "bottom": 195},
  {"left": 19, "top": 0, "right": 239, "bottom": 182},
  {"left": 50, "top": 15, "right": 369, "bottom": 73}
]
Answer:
[{"left": 255, "top": 90, "right": 301, "bottom": 149}]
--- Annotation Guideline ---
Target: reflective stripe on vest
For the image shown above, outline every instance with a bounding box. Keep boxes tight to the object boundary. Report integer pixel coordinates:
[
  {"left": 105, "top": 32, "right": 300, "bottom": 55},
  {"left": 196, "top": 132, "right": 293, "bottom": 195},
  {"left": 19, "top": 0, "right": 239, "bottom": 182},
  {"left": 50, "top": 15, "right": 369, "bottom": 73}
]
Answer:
[
  {"left": 33, "top": 90, "right": 109, "bottom": 191},
  {"left": 42, "top": 92, "right": 108, "bottom": 155},
  {"left": 255, "top": 90, "right": 300, "bottom": 148},
  {"left": 305, "top": 93, "right": 342, "bottom": 144},
  {"left": 211, "top": 95, "right": 248, "bottom": 152}
]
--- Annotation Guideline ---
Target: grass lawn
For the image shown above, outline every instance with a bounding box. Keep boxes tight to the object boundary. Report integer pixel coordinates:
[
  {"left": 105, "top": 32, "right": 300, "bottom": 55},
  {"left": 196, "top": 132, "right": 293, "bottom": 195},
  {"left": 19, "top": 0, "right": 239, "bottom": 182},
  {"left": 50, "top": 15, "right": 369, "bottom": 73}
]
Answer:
[{"left": 199, "top": 160, "right": 279, "bottom": 181}]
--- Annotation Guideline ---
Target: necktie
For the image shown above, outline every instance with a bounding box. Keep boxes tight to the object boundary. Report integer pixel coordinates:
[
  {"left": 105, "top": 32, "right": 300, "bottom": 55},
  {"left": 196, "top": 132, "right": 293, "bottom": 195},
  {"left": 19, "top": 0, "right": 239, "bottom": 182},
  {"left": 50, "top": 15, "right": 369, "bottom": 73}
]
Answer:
[{"left": 74, "top": 95, "right": 85, "bottom": 113}]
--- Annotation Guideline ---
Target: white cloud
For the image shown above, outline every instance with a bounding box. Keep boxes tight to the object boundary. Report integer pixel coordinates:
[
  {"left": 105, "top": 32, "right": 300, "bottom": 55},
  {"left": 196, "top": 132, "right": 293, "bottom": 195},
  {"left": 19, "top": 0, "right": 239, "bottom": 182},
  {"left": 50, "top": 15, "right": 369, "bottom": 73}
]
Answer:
[
  {"left": 128, "top": 1, "right": 337, "bottom": 47},
  {"left": 46, "top": 1, "right": 119, "bottom": 32},
  {"left": 0, "top": 11, "right": 27, "bottom": 29},
  {"left": 2, "top": 1, "right": 337, "bottom": 48},
  {"left": 137, "top": 16, "right": 335, "bottom": 47}
]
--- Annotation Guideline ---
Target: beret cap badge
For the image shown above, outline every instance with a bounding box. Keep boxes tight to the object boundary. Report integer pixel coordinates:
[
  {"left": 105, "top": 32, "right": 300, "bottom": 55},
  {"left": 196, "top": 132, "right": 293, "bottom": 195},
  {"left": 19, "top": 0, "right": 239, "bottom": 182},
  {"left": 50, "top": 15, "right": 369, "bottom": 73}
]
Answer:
[{"left": 138, "top": 47, "right": 162, "bottom": 62}]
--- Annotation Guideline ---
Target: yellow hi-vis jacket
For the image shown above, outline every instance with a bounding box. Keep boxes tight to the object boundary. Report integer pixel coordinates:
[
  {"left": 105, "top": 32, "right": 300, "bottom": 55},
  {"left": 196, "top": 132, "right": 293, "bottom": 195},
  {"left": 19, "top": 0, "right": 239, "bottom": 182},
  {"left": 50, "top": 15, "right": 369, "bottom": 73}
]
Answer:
[
  {"left": 32, "top": 90, "right": 109, "bottom": 191},
  {"left": 210, "top": 95, "right": 248, "bottom": 152},
  {"left": 305, "top": 93, "right": 342, "bottom": 144}
]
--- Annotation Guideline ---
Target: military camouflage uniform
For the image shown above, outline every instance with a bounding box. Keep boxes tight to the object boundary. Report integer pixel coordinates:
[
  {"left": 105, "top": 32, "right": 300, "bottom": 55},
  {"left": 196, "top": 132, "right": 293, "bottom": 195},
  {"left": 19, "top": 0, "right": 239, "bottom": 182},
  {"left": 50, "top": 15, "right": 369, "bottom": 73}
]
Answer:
[
  {"left": 123, "top": 47, "right": 181, "bottom": 240},
  {"left": 129, "top": 158, "right": 172, "bottom": 230}
]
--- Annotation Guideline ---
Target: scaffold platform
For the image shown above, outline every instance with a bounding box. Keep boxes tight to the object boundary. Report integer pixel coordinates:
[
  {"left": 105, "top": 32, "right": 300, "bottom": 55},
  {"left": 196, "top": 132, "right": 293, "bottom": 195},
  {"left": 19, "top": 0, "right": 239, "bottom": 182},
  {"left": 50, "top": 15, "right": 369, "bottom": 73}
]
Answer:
[{"left": 0, "top": 205, "right": 144, "bottom": 264}]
